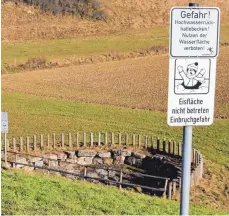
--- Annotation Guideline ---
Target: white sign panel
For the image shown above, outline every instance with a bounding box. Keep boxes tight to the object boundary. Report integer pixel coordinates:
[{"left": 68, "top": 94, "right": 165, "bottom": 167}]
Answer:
[
  {"left": 1, "top": 112, "right": 8, "bottom": 133},
  {"left": 170, "top": 7, "right": 220, "bottom": 58},
  {"left": 167, "top": 58, "right": 216, "bottom": 126}
]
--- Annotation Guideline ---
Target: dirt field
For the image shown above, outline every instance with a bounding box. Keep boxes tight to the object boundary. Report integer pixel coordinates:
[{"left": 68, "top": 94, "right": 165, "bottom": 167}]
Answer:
[{"left": 2, "top": 47, "right": 229, "bottom": 118}]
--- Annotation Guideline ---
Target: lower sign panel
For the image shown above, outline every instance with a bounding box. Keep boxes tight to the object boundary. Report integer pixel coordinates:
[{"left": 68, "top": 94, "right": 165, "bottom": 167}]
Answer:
[{"left": 167, "top": 58, "right": 217, "bottom": 126}]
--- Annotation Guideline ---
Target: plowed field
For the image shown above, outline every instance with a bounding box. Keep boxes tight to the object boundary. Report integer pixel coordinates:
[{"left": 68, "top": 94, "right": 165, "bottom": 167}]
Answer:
[{"left": 2, "top": 47, "right": 229, "bottom": 118}]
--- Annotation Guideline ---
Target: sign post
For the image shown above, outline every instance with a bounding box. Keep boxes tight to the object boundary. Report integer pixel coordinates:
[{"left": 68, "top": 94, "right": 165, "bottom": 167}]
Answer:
[
  {"left": 1, "top": 112, "right": 9, "bottom": 168},
  {"left": 168, "top": 2, "right": 220, "bottom": 215}
]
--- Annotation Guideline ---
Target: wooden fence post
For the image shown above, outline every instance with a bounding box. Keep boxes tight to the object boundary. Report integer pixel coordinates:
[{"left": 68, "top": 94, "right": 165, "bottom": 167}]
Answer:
[
  {"left": 40, "top": 134, "right": 44, "bottom": 149},
  {"left": 173, "top": 141, "right": 176, "bottom": 155},
  {"left": 163, "top": 138, "right": 166, "bottom": 153},
  {"left": 157, "top": 137, "right": 160, "bottom": 151},
  {"left": 83, "top": 133, "right": 86, "bottom": 147},
  {"left": 178, "top": 142, "right": 181, "bottom": 156},
  {"left": 151, "top": 136, "right": 154, "bottom": 149},
  {"left": 168, "top": 182, "right": 172, "bottom": 199},
  {"left": 76, "top": 132, "right": 79, "bottom": 147},
  {"left": 192, "top": 148, "right": 195, "bottom": 164},
  {"left": 26, "top": 136, "right": 30, "bottom": 152},
  {"left": 53, "top": 133, "right": 56, "bottom": 150},
  {"left": 125, "top": 134, "right": 128, "bottom": 146},
  {"left": 118, "top": 133, "right": 122, "bottom": 146},
  {"left": 172, "top": 181, "right": 177, "bottom": 197},
  {"left": 33, "top": 135, "right": 36, "bottom": 151},
  {"left": 47, "top": 134, "right": 50, "bottom": 149},
  {"left": 178, "top": 177, "right": 182, "bottom": 189},
  {"left": 119, "top": 170, "right": 123, "bottom": 190},
  {"left": 168, "top": 140, "right": 171, "bottom": 154},
  {"left": 163, "top": 179, "right": 168, "bottom": 198},
  {"left": 98, "top": 132, "right": 101, "bottom": 146},
  {"left": 145, "top": 136, "right": 148, "bottom": 149},
  {"left": 132, "top": 134, "right": 135, "bottom": 147},
  {"left": 13, "top": 137, "right": 16, "bottom": 152},
  {"left": 69, "top": 133, "right": 72, "bottom": 148},
  {"left": 105, "top": 133, "right": 108, "bottom": 146},
  {"left": 13, "top": 152, "right": 17, "bottom": 168},
  {"left": 90, "top": 132, "right": 93, "bottom": 147},
  {"left": 138, "top": 135, "right": 141, "bottom": 147},
  {"left": 20, "top": 137, "right": 23, "bottom": 152},
  {"left": 61, "top": 133, "right": 64, "bottom": 148},
  {"left": 83, "top": 167, "right": 87, "bottom": 181},
  {"left": 111, "top": 133, "right": 114, "bottom": 146}
]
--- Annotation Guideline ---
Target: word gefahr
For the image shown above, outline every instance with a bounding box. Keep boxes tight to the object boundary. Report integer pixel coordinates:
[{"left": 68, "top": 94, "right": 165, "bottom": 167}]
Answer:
[{"left": 180, "top": 10, "right": 209, "bottom": 19}]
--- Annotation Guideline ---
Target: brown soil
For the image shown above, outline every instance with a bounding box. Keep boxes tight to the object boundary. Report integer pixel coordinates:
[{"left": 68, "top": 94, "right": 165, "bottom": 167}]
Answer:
[{"left": 2, "top": 47, "right": 229, "bottom": 118}]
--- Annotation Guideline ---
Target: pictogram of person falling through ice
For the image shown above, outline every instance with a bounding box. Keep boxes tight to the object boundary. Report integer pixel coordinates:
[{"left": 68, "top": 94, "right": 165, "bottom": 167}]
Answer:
[{"left": 177, "top": 62, "right": 205, "bottom": 89}]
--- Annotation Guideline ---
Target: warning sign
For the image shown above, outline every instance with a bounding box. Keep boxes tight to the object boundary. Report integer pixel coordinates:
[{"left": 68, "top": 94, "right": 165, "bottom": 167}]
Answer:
[
  {"left": 167, "top": 58, "right": 217, "bottom": 126},
  {"left": 170, "top": 7, "right": 220, "bottom": 58}
]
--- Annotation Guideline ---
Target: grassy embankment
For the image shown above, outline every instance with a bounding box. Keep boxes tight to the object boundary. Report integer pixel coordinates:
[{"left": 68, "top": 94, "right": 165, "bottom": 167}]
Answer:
[
  {"left": 2, "top": 27, "right": 168, "bottom": 66},
  {"left": 2, "top": 169, "right": 228, "bottom": 215},
  {"left": 2, "top": 25, "right": 229, "bottom": 67}
]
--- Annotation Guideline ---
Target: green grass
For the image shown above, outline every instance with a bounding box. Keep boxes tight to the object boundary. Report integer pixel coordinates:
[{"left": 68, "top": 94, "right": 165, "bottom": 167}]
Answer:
[
  {"left": 2, "top": 27, "right": 168, "bottom": 65},
  {"left": 2, "top": 25, "right": 229, "bottom": 66},
  {"left": 2, "top": 169, "right": 228, "bottom": 215},
  {"left": 2, "top": 92, "right": 229, "bottom": 167}
]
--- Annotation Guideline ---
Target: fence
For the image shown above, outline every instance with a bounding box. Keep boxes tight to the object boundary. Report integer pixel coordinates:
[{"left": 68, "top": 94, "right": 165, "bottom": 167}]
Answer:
[
  {"left": 1, "top": 132, "right": 204, "bottom": 199},
  {"left": 2, "top": 132, "right": 184, "bottom": 155}
]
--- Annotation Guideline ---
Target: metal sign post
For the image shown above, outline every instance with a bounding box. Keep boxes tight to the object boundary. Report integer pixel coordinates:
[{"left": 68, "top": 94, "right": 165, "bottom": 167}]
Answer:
[
  {"left": 180, "top": 126, "right": 192, "bottom": 215},
  {"left": 1, "top": 112, "right": 9, "bottom": 168},
  {"left": 167, "top": 2, "right": 220, "bottom": 215}
]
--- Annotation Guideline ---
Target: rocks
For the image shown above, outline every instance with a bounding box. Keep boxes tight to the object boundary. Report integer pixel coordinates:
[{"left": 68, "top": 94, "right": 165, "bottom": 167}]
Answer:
[
  {"left": 86, "top": 172, "right": 100, "bottom": 179},
  {"left": 43, "top": 159, "right": 58, "bottom": 168},
  {"left": 97, "top": 152, "right": 111, "bottom": 158},
  {"left": 34, "top": 160, "right": 44, "bottom": 167},
  {"left": 125, "top": 157, "right": 142, "bottom": 167},
  {"left": 113, "top": 155, "right": 125, "bottom": 165},
  {"left": 96, "top": 169, "right": 108, "bottom": 177},
  {"left": 93, "top": 157, "right": 103, "bottom": 165},
  {"left": 132, "top": 152, "right": 146, "bottom": 159},
  {"left": 121, "top": 149, "right": 132, "bottom": 157},
  {"left": 15, "top": 157, "right": 27, "bottom": 168},
  {"left": 108, "top": 170, "right": 116, "bottom": 178},
  {"left": 103, "top": 158, "right": 113, "bottom": 165},
  {"left": 112, "top": 149, "right": 131, "bottom": 157},
  {"left": 125, "top": 157, "right": 136, "bottom": 166},
  {"left": 57, "top": 152, "right": 67, "bottom": 160},
  {"left": 43, "top": 154, "right": 58, "bottom": 160},
  {"left": 78, "top": 150, "right": 97, "bottom": 157},
  {"left": 77, "top": 157, "right": 93, "bottom": 165},
  {"left": 66, "top": 158, "right": 77, "bottom": 163},
  {"left": 27, "top": 156, "right": 42, "bottom": 163},
  {"left": 65, "top": 151, "right": 76, "bottom": 159}
]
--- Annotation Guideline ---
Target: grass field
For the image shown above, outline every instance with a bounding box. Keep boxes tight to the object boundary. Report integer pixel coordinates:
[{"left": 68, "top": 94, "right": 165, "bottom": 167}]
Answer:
[
  {"left": 2, "top": 47, "right": 229, "bottom": 118},
  {"left": 2, "top": 25, "right": 229, "bottom": 66},
  {"left": 2, "top": 27, "right": 168, "bottom": 65},
  {"left": 2, "top": 169, "right": 228, "bottom": 215},
  {"left": 2, "top": 92, "right": 229, "bottom": 168}
]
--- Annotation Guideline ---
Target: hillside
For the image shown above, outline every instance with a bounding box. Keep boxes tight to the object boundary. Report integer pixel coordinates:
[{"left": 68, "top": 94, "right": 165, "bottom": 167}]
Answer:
[{"left": 2, "top": 0, "right": 229, "bottom": 41}]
